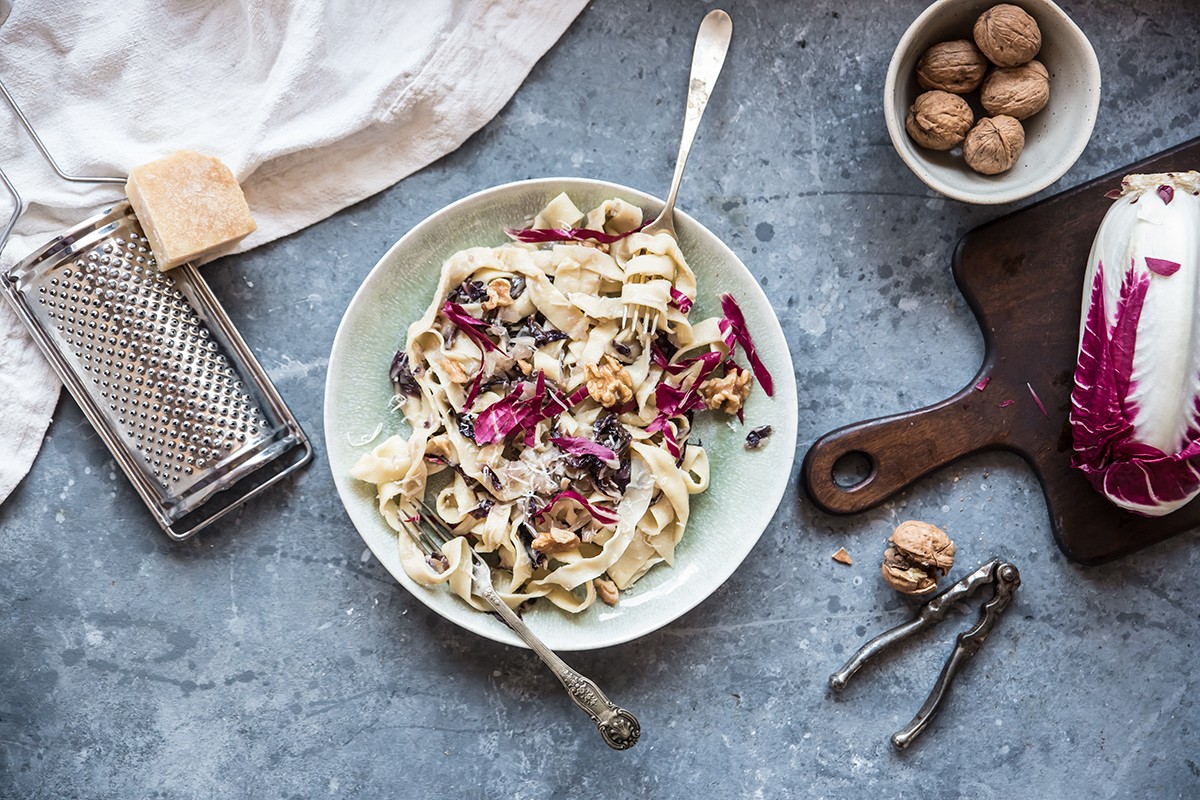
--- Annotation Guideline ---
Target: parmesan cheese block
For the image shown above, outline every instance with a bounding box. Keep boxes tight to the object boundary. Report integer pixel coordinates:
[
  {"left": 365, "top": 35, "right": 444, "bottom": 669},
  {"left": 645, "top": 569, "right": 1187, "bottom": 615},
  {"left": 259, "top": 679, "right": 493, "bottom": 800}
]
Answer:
[{"left": 125, "top": 151, "right": 256, "bottom": 271}]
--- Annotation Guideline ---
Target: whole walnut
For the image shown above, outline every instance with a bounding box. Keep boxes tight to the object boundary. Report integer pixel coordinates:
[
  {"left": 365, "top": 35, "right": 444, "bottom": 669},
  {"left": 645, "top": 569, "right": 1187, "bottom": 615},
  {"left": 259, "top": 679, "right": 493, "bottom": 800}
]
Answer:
[
  {"left": 973, "top": 4, "right": 1041, "bottom": 67},
  {"left": 981, "top": 60, "right": 1050, "bottom": 119},
  {"left": 963, "top": 115, "right": 1025, "bottom": 174},
  {"left": 916, "top": 40, "right": 988, "bottom": 93},
  {"left": 905, "top": 90, "right": 973, "bottom": 151},
  {"left": 880, "top": 520, "right": 956, "bottom": 596}
]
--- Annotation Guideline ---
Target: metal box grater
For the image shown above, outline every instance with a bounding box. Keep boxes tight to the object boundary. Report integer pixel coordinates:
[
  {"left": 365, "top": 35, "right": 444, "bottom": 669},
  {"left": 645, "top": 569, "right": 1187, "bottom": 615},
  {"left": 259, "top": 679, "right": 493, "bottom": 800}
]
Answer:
[{"left": 1, "top": 201, "right": 312, "bottom": 539}]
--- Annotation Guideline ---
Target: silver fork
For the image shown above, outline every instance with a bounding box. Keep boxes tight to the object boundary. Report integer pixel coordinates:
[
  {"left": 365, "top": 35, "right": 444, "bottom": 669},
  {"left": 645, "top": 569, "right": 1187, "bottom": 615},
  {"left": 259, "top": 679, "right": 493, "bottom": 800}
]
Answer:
[
  {"left": 401, "top": 499, "right": 641, "bottom": 750},
  {"left": 626, "top": 9, "right": 732, "bottom": 335}
]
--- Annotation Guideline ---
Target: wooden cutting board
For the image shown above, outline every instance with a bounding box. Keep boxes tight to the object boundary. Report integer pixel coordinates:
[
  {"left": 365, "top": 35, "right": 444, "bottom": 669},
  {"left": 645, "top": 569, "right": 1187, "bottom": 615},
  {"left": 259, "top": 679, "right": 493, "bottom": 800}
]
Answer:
[{"left": 802, "top": 137, "right": 1200, "bottom": 564}]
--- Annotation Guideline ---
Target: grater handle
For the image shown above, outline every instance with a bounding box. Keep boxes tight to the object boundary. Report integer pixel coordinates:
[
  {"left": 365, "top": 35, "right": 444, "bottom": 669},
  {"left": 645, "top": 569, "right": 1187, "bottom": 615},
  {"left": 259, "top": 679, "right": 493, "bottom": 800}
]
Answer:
[
  {"left": 0, "top": 75, "right": 126, "bottom": 259},
  {"left": 0, "top": 78, "right": 126, "bottom": 186}
]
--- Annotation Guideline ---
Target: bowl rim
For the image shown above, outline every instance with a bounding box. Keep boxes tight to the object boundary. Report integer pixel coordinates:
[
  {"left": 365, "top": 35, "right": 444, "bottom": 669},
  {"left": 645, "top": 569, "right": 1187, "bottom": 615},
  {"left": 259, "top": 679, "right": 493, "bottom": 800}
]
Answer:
[{"left": 883, "top": 0, "right": 1102, "bottom": 205}]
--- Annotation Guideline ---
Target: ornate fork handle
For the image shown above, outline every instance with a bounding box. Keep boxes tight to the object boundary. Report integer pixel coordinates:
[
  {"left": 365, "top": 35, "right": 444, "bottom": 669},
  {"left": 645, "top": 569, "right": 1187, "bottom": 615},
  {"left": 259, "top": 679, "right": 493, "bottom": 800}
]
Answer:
[{"left": 470, "top": 561, "right": 641, "bottom": 750}]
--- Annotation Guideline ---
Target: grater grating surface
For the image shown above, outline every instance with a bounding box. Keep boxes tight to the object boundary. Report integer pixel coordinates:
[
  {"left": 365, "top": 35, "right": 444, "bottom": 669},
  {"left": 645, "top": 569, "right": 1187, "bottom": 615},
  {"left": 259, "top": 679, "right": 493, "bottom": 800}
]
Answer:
[{"left": 2, "top": 202, "right": 311, "bottom": 539}]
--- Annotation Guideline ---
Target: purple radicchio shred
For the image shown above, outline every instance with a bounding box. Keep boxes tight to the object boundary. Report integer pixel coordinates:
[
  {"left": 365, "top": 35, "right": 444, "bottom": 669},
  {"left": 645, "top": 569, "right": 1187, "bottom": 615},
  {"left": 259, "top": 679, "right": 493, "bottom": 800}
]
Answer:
[
  {"left": 550, "top": 436, "right": 619, "bottom": 467},
  {"left": 505, "top": 226, "right": 635, "bottom": 245},
  {"left": 719, "top": 293, "right": 775, "bottom": 397},
  {"left": 389, "top": 351, "right": 421, "bottom": 397},
  {"left": 974, "top": 376, "right": 991, "bottom": 392},
  {"left": 1145, "top": 257, "right": 1182, "bottom": 277},
  {"left": 457, "top": 413, "right": 477, "bottom": 442},
  {"left": 669, "top": 287, "right": 694, "bottom": 313},
  {"left": 1104, "top": 188, "right": 1122, "bottom": 200},
  {"left": 1158, "top": 184, "right": 1175, "bottom": 205},
  {"left": 1026, "top": 381, "right": 1049, "bottom": 419},
  {"left": 612, "top": 339, "right": 632, "bottom": 357},
  {"left": 744, "top": 425, "right": 773, "bottom": 450},
  {"left": 441, "top": 302, "right": 501, "bottom": 353},
  {"left": 531, "top": 490, "right": 620, "bottom": 526},
  {"left": 465, "top": 368, "right": 485, "bottom": 409},
  {"left": 654, "top": 330, "right": 679, "bottom": 362},
  {"left": 593, "top": 412, "right": 632, "bottom": 492},
  {"left": 474, "top": 371, "right": 585, "bottom": 447},
  {"left": 998, "top": 399, "right": 1015, "bottom": 408},
  {"left": 505, "top": 219, "right": 649, "bottom": 246},
  {"left": 468, "top": 498, "right": 494, "bottom": 519},
  {"left": 482, "top": 465, "right": 502, "bottom": 492},
  {"left": 447, "top": 279, "right": 488, "bottom": 304},
  {"left": 509, "top": 275, "right": 527, "bottom": 299},
  {"left": 515, "top": 317, "right": 569, "bottom": 346}
]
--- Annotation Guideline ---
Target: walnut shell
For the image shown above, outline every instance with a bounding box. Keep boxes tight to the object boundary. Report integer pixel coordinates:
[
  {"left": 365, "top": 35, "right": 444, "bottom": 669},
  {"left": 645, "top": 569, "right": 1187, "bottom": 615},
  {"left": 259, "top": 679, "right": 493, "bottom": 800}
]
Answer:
[
  {"left": 916, "top": 40, "right": 989, "bottom": 93},
  {"left": 889, "top": 520, "right": 956, "bottom": 576},
  {"left": 981, "top": 60, "right": 1050, "bottom": 119},
  {"left": 881, "top": 547, "right": 938, "bottom": 596},
  {"left": 905, "top": 90, "right": 973, "bottom": 151},
  {"left": 963, "top": 115, "right": 1026, "bottom": 174},
  {"left": 973, "top": 4, "right": 1041, "bottom": 67}
]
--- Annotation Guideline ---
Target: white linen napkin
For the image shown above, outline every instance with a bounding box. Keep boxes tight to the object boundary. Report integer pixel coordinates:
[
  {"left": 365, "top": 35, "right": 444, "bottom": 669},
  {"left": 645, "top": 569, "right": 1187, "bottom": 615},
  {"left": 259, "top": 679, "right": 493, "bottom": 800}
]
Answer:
[{"left": 0, "top": 0, "right": 588, "bottom": 504}]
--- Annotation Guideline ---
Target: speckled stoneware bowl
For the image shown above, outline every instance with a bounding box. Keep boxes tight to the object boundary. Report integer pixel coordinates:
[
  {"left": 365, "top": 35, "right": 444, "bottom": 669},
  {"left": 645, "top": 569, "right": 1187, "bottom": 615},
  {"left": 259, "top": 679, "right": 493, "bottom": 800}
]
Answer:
[
  {"left": 884, "top": 0, "right": 1101, "bottom": 204},
  {"left": 325, "top": 178, "right": 798, "bottom": 651}
]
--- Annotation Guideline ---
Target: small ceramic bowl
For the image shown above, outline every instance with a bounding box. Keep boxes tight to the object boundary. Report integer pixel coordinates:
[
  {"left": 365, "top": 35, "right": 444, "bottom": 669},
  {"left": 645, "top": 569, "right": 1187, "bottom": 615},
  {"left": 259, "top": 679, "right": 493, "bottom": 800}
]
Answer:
[{"left": 884, "top": 0, "right": 1101, "bottom": 204}]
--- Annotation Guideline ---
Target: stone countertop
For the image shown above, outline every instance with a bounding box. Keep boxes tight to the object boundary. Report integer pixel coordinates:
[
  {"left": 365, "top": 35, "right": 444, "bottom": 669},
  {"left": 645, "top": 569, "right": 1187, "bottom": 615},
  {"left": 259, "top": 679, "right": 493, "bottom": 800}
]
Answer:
[{"left": 2, "top": 1, "right": 1198, "bottom": 797}]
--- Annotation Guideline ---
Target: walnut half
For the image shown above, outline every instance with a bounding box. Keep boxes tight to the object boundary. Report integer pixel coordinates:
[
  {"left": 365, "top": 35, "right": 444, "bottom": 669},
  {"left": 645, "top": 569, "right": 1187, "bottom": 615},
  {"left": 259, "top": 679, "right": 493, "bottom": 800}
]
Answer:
[
  {"left": 595, "top": 577, "right": 620, "bottom": 606},
  {"left": 531, "top": 526, "right": 581, "bottom": 555},
  {"left": 699, "top": 367, "right": 752, "bottom": 415},
  {"left": 481, "top": 278, "right": 514, "bottom": 311},
  {"left": 585, "top": 354, "right": 634, "bottom": 408}
]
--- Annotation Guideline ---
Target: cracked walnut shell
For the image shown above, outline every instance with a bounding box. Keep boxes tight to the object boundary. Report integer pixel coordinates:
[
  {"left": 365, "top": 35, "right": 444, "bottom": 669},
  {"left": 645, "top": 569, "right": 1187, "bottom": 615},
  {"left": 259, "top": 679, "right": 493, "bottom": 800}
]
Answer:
[
  {"left": 881, "top": 521, "right": 956, "bottom": 596},
  {"left": 981, "top": 60, "right": 1050, "bottom": 120},
  {"left": 973, "top": 4, "right": 1041, "bottom": 67},
  {"left": 916, "top": 40, "right": 988, "bottom": 94},
  {"left": 881, "top": 547, "right": 938, "bottom": 595},
  {"left": 963, "top": 115, "right": 1025, "bottom": 175},
  {"left": 890, "top": 520, "right": 956, "bottom": 575},
  {"left": 905, "top": 91, "right": 973, "bottom": 151}
]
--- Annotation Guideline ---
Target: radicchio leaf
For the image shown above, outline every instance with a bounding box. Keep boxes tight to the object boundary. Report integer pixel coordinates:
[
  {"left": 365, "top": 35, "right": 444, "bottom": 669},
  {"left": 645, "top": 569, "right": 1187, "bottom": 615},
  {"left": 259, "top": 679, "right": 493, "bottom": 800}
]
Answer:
[
  {"left": 473, "top": 372, "right": 587, "bottom": 447},
  {"left": 1145, "top": 257, "right": 1182, "bottom": 277},
  {"left": 719, "top": 293, "right": 775, "bottom": 397},
  {"left": 550, "top": 437, "right": 619, "bottom": 468},
  {"left": 974, "top": 376, "right": 990, "bottom": 392},
  {"left": 505, "top": 225, "right": 640, "bottom": 245},
  {"left": 669, "top": 287, "right": 694, "bottom": 313},
  {"left": 441, "top": 302, "right": 500, "bottom": 353},
  {"left": 1026, "top": 381, "right": 1049, "bottom": 419},
  {"left": 530, "top": 490, "right": 620, "bottom": 526},
  {"left": 1158, "top": 184, "right": 1175, "bottom": 205},
  {"left": 390, "top": 352, "right": 421, "bottom": 397},
  {"left": 744, "top": 425, "right": 772, "bottom": 450}
]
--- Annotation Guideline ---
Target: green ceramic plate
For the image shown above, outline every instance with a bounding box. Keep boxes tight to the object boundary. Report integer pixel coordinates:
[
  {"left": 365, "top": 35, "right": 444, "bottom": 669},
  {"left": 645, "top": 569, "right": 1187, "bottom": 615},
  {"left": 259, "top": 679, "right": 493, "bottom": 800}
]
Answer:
[{"left": 325, "top": 178, "right": 797, "bottom": 651}]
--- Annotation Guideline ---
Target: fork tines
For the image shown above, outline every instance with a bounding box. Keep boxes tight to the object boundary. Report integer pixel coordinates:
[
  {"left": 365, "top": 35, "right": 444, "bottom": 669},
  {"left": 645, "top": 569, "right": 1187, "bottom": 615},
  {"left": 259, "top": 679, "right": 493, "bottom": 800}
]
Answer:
[{"left": 399, "top": 498, "right": 456, "bottom": 573}]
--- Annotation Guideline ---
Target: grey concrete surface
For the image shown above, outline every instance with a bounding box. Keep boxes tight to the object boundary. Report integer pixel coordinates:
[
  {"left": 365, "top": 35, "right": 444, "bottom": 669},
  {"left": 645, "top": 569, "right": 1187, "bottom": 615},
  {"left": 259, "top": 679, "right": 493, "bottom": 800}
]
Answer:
[{"left": 3, "top": 1, "right": 1199, "bottom": 798}]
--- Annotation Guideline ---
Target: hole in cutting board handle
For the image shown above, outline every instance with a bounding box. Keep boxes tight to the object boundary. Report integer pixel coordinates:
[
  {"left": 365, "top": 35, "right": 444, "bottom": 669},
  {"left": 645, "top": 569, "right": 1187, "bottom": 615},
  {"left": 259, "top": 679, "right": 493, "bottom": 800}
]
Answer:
[{"left": 832, "top": 450, "right": 876, "bottom": 490}]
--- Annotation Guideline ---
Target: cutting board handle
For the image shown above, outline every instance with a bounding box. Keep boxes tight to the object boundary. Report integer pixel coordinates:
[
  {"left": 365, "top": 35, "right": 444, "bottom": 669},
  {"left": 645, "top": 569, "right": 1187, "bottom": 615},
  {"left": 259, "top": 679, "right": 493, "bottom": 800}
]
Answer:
[{"left": 802, "top": 381, "right": 1003, "bottom": 514}]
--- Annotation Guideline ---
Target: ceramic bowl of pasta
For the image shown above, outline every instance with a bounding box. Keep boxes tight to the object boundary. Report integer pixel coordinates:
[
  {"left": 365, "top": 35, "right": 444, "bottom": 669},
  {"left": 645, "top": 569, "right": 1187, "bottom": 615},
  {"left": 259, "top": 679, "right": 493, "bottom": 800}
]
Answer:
[{"left": 325, "top": 178, "right": 797, "bottom": 651}]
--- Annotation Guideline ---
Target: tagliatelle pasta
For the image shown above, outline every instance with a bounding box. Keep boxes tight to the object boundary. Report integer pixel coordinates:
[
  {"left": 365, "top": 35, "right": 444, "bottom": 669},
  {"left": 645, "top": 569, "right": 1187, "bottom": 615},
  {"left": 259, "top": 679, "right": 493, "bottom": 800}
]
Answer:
[{"left": 352, "top": 193, "right": 769, "bottom": 614}]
